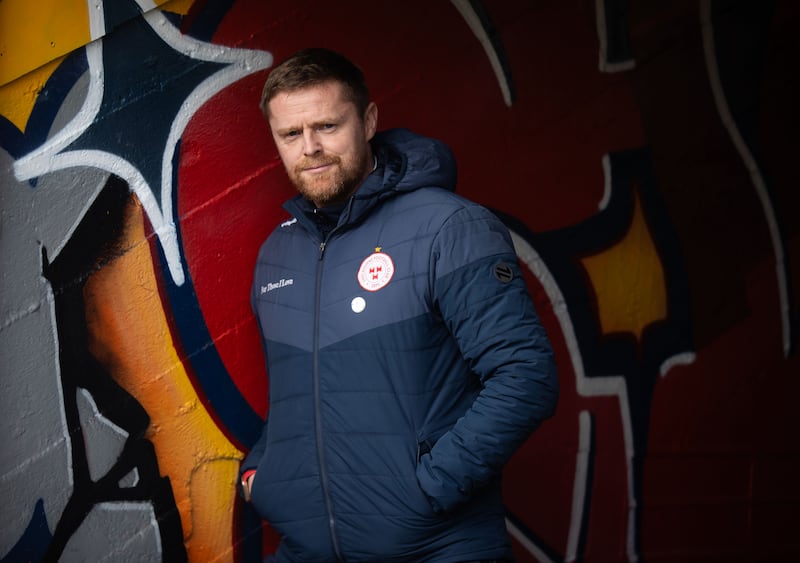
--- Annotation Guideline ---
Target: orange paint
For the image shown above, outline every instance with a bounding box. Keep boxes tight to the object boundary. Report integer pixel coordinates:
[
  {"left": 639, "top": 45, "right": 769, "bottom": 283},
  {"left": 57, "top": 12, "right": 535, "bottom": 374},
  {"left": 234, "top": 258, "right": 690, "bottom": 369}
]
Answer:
[
  {"left": 581, "top": 192, "right": 668, "bottom": 340},
  {"left": 84, "top": 195, "right": 243, "bottom": 562}
]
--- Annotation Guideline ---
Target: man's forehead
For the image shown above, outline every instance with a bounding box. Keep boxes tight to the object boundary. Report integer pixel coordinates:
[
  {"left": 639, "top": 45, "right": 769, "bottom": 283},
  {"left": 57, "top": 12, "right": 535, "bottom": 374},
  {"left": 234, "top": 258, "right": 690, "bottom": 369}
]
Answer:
[{"left": 268, "top": 81, "right": 353, "bottom": 119}]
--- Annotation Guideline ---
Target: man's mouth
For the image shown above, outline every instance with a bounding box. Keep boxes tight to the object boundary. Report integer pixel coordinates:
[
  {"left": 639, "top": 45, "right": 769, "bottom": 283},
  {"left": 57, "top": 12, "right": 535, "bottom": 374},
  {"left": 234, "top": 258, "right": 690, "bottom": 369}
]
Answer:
[
  {"left": 303, "top": 163, "right": 333, "bottom": 173},
  {"left": 298, "top": 157, "right": 339, "bottom": 174}
]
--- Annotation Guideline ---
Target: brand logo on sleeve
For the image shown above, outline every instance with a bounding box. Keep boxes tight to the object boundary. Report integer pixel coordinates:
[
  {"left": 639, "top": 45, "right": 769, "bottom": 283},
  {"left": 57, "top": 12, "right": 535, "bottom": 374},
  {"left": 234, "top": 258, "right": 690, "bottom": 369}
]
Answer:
[
  {"left": 357, "top": 249, "right": 394, "bottom": 292},
  {"left": 493, "top": 262, "right": 515, "bottom": 283}
]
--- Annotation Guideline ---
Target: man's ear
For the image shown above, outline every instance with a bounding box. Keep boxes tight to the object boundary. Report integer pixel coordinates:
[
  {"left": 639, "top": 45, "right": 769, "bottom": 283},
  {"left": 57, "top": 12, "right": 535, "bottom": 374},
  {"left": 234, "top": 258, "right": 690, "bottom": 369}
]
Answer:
[{"left": 364, "top": 102, "right": 378, "bottom": 141}]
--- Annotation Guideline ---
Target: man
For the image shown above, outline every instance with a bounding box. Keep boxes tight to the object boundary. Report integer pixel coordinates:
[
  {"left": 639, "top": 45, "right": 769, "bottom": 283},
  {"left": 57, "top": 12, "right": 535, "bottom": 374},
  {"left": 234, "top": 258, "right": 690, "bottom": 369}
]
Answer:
[{"left": 240, "top": 47, "right": 558, "bottom": 562}]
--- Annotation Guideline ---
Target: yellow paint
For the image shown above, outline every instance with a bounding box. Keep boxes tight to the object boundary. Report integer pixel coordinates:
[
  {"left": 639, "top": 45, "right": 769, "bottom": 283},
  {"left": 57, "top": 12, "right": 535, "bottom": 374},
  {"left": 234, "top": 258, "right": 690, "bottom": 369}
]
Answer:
[
  {"left": 0, "top": 0, "right": 90, "bottom": 86},
  {"left": 0, "top": 0, "right": 195, "bottom": 86},
  {"left": 161, "top": 0, "right": 197, "bottom": 15},
  {"left": 581, "top": 193, "right": 668, "bottom": 340},
  {"left": 84, "top": 195, "right": 242, "bottom": 562},
  {"left": 0, "top": 0, "right": 196, "bottom": 131},
  {"left": 0, "top": 58, "right": 63, "bottom": 132}
]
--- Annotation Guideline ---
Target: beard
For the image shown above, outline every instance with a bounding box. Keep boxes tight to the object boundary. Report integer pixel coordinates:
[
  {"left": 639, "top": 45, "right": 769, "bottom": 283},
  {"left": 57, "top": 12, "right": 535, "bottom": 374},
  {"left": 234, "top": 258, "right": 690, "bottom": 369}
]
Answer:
[{"left": 290, "top": 149, "right": 370, "bottom": 208}]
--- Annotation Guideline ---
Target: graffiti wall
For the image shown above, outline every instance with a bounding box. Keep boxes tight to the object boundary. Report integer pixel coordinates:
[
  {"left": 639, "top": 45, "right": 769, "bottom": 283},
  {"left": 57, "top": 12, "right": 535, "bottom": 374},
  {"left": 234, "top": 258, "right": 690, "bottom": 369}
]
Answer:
[{"left": 1, "top": 0, "right": 797, "bottom": 561}]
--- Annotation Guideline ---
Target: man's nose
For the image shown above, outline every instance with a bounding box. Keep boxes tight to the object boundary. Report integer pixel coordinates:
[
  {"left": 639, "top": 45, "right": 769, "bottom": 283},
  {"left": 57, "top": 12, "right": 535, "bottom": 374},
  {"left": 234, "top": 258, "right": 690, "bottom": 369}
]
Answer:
[{"left": 302, "top": 130, "right": 321, "bottom": 155}]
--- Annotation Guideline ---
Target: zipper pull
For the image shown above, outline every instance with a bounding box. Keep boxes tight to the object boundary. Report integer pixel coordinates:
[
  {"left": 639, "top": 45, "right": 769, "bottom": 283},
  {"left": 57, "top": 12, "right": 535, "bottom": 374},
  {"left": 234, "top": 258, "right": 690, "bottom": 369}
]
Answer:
[{"left": 319, "top": 241, "right": 326, "bottom": 259}]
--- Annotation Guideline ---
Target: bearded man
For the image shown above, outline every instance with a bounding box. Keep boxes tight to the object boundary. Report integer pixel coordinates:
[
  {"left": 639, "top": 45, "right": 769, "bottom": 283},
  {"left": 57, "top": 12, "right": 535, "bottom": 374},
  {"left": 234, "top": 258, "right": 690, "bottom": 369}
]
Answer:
[{"left": 239, "top": 47, "right": 558, "bottom": 563}]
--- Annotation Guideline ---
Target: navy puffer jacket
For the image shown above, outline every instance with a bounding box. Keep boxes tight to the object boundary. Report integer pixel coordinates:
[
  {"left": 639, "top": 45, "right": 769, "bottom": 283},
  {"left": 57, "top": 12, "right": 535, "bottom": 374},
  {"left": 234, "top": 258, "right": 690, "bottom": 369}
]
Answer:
[{"left": 243, "top": 129, "right": 558, "bottom": 562}]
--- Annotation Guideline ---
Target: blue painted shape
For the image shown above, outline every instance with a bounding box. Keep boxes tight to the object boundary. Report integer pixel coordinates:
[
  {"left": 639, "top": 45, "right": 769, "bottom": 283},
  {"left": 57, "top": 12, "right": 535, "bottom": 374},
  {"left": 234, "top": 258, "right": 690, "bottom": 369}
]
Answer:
[
  {"left": 103, "top": 0, "right": 144, "bottom": 35},
  {"left": 1, "top": 499, "right": 52, "bottom": 563},
  {"left": 0, "top": 50, "right": 88, "bottom": 160},
  {"left": 64, "top": 6, "right": 226, "bottom": 209}
]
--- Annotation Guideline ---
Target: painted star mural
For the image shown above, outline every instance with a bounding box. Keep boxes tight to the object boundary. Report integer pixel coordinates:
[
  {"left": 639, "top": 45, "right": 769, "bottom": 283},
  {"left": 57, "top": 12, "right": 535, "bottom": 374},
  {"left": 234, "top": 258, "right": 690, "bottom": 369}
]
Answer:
[{"left": 13, "top": 0, "right": 273, "bottom": 287}]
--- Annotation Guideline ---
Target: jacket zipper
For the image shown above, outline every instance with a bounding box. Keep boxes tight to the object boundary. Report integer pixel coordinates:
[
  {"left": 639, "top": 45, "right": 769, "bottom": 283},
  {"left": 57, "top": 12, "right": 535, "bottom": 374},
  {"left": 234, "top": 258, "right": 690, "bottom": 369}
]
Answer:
[{"left": 314, "top": 237, "right": 343, "bottom": 560}]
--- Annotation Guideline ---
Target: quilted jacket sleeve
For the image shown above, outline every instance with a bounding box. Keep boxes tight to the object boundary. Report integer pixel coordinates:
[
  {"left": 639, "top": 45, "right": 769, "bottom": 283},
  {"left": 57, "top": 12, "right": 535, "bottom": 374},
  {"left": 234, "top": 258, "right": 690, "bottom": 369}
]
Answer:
[
  {"left": 416, "top": 204, "right": 559, "bottom": 513},
  {"left": 240, "top": 419, "right": 268, "bottom": 476},
  {"left": 238, "top": 271, "right": 271, "bottom": 497}
]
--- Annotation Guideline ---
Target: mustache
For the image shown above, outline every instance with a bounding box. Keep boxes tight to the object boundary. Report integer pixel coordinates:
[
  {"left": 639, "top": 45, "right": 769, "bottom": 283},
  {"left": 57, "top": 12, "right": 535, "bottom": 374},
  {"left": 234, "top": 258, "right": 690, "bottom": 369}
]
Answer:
[{"left": 295, "top": 155, "right": 341, "bottom": 171}]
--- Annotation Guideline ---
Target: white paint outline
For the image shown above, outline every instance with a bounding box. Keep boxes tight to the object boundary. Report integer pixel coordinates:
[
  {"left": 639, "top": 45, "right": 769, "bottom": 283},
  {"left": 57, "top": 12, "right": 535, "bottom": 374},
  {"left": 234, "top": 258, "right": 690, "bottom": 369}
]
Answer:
[
  {"left": 509, "top": 154, "right": 696, "bottom": 561},
  {"left": 13, "top": 0, "right": 273, "bottom": 286},
  {"left": 595, "top": 0, "right": 636, "bottom": 73},
  {"left": 700, "top": 0, "right": 791, "bottom": 357},
  {"left": 450, "top": 0, "right": 513, "bottom": 106},
  {"left": 565, "top": 410, "right": 592, "bottom": 562},
  {"left": 506, "top": 517, "right": 556, "bottom": 563}
]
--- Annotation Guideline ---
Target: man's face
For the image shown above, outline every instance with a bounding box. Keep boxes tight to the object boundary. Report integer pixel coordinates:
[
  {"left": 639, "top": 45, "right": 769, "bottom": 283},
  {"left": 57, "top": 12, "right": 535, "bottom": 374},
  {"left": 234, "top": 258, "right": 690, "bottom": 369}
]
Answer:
[{"left": 268, "top": 80, "right": 377, "bottom": 208}]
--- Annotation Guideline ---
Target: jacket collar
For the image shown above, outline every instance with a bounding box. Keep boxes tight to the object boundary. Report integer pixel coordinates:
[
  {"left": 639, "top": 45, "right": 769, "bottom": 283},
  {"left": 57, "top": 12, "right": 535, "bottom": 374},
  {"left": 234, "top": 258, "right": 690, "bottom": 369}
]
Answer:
[{"left": 282, "top": 129, "right": 455, "bottom": 238}]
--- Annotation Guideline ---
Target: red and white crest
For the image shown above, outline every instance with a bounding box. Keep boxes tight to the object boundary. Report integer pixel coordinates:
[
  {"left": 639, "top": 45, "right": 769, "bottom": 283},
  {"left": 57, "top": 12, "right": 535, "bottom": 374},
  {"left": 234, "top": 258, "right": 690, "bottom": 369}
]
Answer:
[{"left": 357, "top": 251, "right": 394, "bottom": 291}]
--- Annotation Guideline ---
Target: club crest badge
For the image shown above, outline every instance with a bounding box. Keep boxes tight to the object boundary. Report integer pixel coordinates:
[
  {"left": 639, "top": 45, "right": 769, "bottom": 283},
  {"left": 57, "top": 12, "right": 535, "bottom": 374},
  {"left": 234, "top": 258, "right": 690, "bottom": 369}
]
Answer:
[{"left": 357, "top": 249, "right": 394, "bottom": 291}]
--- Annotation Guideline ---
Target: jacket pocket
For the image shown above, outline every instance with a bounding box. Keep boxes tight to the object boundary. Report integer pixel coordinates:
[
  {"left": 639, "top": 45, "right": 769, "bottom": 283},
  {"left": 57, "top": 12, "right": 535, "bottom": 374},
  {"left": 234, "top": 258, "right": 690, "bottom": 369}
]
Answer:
[
  {"left": 416, "top": 426, "right": 449, "bottom": 462},
  {"left": 414, "top": 433, "right": 445, "bottom": 514},
  {"left": 416, "top": 437, "right": 436, "bottom": 463}
]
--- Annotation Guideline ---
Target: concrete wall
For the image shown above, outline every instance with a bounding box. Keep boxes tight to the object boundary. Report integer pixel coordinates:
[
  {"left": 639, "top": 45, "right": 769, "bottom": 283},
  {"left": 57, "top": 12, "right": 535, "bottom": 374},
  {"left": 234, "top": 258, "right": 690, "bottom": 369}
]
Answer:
[{"left": 1, "top": 0, "right": 798, "bottom": 561}]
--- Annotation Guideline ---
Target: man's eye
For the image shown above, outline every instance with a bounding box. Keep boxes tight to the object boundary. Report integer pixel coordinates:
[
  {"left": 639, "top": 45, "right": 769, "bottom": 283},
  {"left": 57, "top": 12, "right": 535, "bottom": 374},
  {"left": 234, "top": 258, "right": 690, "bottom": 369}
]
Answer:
[{"left": 319, "top": 124, "right": 335, "bottom": 131}]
